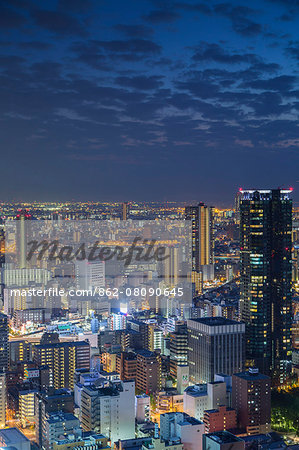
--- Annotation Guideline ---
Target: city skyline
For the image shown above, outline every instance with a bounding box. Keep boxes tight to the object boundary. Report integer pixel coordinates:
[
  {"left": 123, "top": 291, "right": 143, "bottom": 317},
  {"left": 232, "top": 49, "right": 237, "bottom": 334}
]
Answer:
[{"left": 1, "top": 0, "right": 299, "bottom": 203}]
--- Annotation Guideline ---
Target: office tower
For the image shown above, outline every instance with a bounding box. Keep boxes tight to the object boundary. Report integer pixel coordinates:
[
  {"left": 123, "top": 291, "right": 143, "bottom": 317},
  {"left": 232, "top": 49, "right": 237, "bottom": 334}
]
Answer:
[
  {"left": 136, "top": 350, "right": 162, "bottom": 393},
  {"left": 116, "top": 351, "right": 137, "bottom": 381},
  {"left": 203, "top": 406, "right": 237, "bottom": 433},
  {"left": 162, "top": 246, "right": 179, "bottom": 286},
  {"left": 169, "top": 321, "right": 188, "bottom": 378},
  {"left": 135, "top": 394, "right": 150, "bottom": 424},
  {"left": 16, "top": 210, "right": 31, "bottom": 269},
  {"left": 122, "top": 202, "right": 129, "bottom": 220},
  {"left": 239, "top": 189, "right": 293, "bottom": 383},
  {"left": 34, "top": 341, "right": 90, "bottom": 389},
  {"left": 203, "top": 431, "right": 245, "bottom": 450},
  {"left": 75, "top": 260, "right": 105, "bottom": 290},
  {"left": 35, "top": 388, "right": 74, "bottom": 448},
  {"left": 0, "top": 373, "right": 6, "bottom": 428},
  {"left": 184, "top": 382, "right": 227, "bottom": 421},
  {"left": 80, "top": 379, "right": 135, "bottom": 444},
  {"left": 127, "top": 319, "right": 151, "bottom": 350},
  {"left": 232, "top": 368, "right": 271, "bottom": 435},
  {"left": 187, "top": 318, "right": 245, "bottom": 383},
  {"left": 160, "top": 412, "right": 205, "bottom": 450},
  {"left": 43, "top": 412, "right": 80, "bottom": 450},
  {"left": 185, "top": 203, "right": 214, "bottom": 284},
  {"left": 0, "top": 428, "right": 31, "bottom": 450},
  {"left": 0, "top": 313, "right": 9, "bottom": 373}
]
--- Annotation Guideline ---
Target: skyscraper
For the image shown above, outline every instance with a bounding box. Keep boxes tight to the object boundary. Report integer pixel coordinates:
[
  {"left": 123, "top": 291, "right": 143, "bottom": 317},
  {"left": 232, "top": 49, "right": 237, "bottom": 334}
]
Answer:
[
  {"left": 185, "top": 203, "right": 214, "bottom": 283},
  {"left": 239, "top": 189, "right": 293, "bottom": 383},
  {"left": 16, "top": 209, "right": 31, "bottom": 269},
  {"left": 0, "top": 313, "right": 9, "bottom": 373},
  {"left": 232, "top": 368, "right": 271, "bottom": 435},
  {"left": 187, "top": 317, "right": 245, "bottom": 383}
]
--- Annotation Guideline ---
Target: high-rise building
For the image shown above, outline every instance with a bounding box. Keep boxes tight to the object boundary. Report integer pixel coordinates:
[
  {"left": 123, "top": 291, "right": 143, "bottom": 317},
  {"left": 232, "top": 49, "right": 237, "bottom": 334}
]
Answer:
[
  {"left": 43, "top": 412, "right": 80, "bottom": 450},
  {"left": 232, "top": 368, "right": 271, "bottom": 435},
  {"left": 75, "top": 260, "right": 105, "bottom": 291},
  {"left": 34, "top": 341, "right": 90, "bottom": 389},
  {"left": 35, "top": 388, "right": 74, "bottom": 448},
  {"left": 80, "top": 379, "right": 135, "bottom": 444},
  {"left": 185, "top": 203, "right": 214, "bottom": 282},
  {"left": 16, "top": 210, "right": 31, "bottom": 269},
  {"left": 169, "top": 321, "right": 188, "bottom": 378},
  {"left": 239, "top": 189, "right": 293, "bottom": 383},
  {"left": 187, "top": 318, "right": 245, "bottom": 383},
  {"left": 116, "top": 351, "right": 137, "bottom": 381},
  {"left": 0, "top": 313, "right": 9, "bottom": 373},
  {"left": 136, "top": 350, "right": 161, "bottom": 393},
  {"left": 203, "top": 405, "right": 237, "bottom": 433},
  {"left": 122, "top": 202, "right": 130, "bottom": 220},
  {"left": 0, "top": 373, "right": 6, "bottom": 428}
]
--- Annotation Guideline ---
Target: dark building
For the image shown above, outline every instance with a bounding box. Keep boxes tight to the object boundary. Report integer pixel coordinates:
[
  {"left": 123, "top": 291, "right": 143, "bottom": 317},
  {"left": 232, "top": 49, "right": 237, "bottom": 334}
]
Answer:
[
  {"left": 35, "top": 388, "right": 74, "bottom": 448},
  {"left": 203, "top": 431, "right": 245, "bottom": 450},
  {"left": 239, "top": 189, "right": 293, "bottom": 383},
  {"left": 187, "top": 317, "right": 245, "bottom": 383},
  {"left": 169, "top": 321, "right": 188, "bottom": 378},
  {"left": 136, "top": 350, "right": 161, "bottom": 393},
  {"left": 232, "top": 368, "right": 271, "bottom": 435},
  {"left": 0, "top": 313, "right": 9, "bottom": 373},
  {"left": 34, "top": 341, "right": 90, "bottom": 389},
  {"left": 116, "top": 351, "right": 137, "bottom": 381}
]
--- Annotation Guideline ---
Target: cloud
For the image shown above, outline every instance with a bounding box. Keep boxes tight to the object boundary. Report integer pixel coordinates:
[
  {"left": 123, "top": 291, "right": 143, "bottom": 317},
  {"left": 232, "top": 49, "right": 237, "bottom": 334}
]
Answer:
[
  {"left": 114, "top": 24, "right": 154, "bottom": 38},
  {"left": 214, "top": 4, "right": 262, "bottom": 36},
  {"left": 143, "top": 9, "right": 180, "bottom": 23},
  {"left": 192, "top": 43, "right": 259, "bottom": 64},
  {"left": 175, "top": 2, "right": 211, "bottom": 14},
  {"left": 0, "top": 5, "right": 27, "bottom": 28},
  {"left": 32, "top": 9, "right": 87, "bottom": 36},
  {"left": 235, "top": 139, "right": 254, "bottom": 147},
  {"left": 241, "top": 75, "right": 297, "bottom": 92},
  {"left": 115, "top": 75, "right": 163, "bottom": 90}
]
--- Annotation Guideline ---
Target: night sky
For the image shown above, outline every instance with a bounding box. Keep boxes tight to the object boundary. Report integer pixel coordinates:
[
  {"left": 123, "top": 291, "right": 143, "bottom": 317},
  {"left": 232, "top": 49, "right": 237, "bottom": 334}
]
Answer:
[{"left": 1, "top": 0, "right": 299, "bottom": 206}]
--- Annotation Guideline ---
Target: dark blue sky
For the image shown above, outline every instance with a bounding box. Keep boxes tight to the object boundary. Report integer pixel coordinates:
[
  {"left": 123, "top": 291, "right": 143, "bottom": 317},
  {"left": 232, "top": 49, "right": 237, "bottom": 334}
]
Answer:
[{"left": 1, "top": 0, "right": 299, "bottom": 206}]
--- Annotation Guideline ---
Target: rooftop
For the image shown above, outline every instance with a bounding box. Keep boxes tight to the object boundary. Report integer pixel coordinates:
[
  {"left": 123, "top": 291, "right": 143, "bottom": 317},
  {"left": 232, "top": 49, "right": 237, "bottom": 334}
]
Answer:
[
  {"left": 205, "top": 431, "right": 243, "bottom": 444},
  {"left": 0, "top": 428, "right": 30, "bottom": 443},
  {"left": 188, "top": 317, "right": 239, "bottom": 326}
]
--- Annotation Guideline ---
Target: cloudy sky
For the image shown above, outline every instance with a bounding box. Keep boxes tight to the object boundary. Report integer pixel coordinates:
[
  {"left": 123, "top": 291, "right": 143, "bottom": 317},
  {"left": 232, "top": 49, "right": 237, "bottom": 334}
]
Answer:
[{"left": 1, "top": 0, "right": 299, "bottom": 205}]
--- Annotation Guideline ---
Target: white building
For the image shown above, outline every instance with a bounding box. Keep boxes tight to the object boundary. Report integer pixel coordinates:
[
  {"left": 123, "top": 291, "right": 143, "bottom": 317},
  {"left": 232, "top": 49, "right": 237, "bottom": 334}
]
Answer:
[
  {"left": 43, "top": 412, "right": 80, "bottom": 450},
  {"left": 0, "top": 373, "right": 6, "bottom": 428},
  {"left": 75, "top": 260, "right": 105, "bottom": 291},
  {"left": 183, "top": 382, "right": 226, "bottom": 421},
  {"left": 160, "top": 412, "right": 205, "bottom": 450},
  {"left": 107, "top": 313, "right": 127, "bottom": 331},
  {"left": 81, "top": 379, "right": 135, "bottom": 444},
  {"left": 0, "top": 428, "right": 31, "bottom": 450},
  {"left": 135, "top": 394, "right": 150, "bottom": 424}
]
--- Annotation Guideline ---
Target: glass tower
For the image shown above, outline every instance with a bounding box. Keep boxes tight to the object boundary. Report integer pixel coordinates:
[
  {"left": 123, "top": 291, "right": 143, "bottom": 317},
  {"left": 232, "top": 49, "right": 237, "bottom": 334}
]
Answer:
[{"left": 239, "top": 189, "right": 292, "bottom": 384}]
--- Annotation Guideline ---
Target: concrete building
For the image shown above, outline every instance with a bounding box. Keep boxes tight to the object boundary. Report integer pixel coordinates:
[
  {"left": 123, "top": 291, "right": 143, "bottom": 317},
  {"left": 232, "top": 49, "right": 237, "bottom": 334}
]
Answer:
[
  {"left": 53, "top": 432, "right": 110, "bottom": 450},
  {"left": 160, "top": 412, "right": 205, "bottom": 450},
  {"left": 203, "top": 406, "right": 237, "bottom": 433},
  {"left": 80, "top": 379, "right": 135, "bottom": 444},
  {"left": 184, "top": 382, "right": 227, "bottom": 421},
  {"left": 135, "top": 394, "right": 150, "bottom": 424},
  {"left": 232, "top": 368, "right": 271, "bottom": 435},
  {"left": 0, "top": 427, "right": 31, "bottom": 450},
  {"left": 136, "top": 350, "right": 161, "bottom": 393},
  {"left": 203, "top": 431, "right": 245, "bottom": 450},
  {"left": 0, "top": 373, "right": 6, "bottom": 428},
  {"left": 187, "top": 317, "right": 245, "bottom": 383},
  {"left": 43, "top": 412, "right": 80, "bottom": 450}
]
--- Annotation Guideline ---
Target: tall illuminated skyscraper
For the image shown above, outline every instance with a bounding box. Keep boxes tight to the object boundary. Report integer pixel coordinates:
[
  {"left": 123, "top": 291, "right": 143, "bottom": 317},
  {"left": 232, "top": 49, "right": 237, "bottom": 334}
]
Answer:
[
  {"left": 122, "top": 202, "right": 129, "bottom": 220},
  {"left": 185, "top": 203, "right": 214, "bottom": 282},
  {"left": 239, "top": 189, "right": 293, "bottom": 384},
  {"left": 16, "top": 209, "right": 31, "bottom": 269}
]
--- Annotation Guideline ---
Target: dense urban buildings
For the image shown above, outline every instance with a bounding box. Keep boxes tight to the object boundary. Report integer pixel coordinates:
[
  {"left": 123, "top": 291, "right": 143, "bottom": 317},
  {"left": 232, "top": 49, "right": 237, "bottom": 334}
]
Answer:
[{"left": 0, "top": 196, "right": 297, "bottom": 449}]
